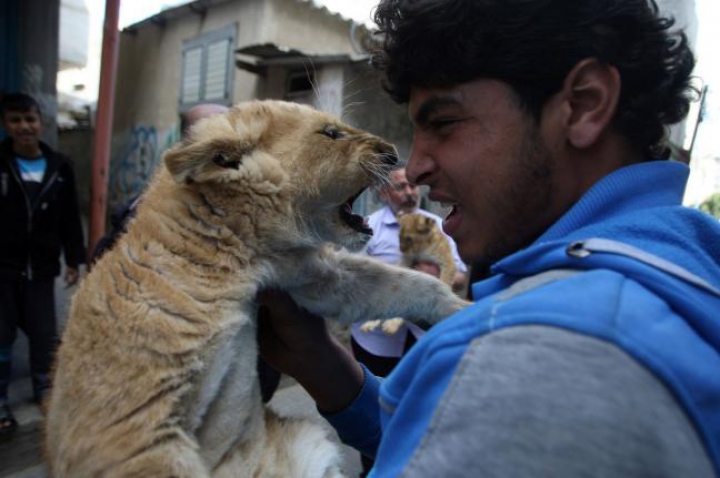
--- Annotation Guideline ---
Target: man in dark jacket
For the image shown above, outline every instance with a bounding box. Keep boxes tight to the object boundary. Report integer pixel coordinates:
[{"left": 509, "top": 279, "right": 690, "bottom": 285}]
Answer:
[{"left": 0, "top": 93, "right": 86, "bottom": 433}]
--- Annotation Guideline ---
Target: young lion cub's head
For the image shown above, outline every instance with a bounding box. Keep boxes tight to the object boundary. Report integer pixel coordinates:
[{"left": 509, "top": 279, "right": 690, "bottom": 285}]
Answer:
[
  {"left": 399, "top": 213, "right": 444, "bottom": 256},
  {"left": 163, "top": 100, "right": 398, "bottom": 251}
]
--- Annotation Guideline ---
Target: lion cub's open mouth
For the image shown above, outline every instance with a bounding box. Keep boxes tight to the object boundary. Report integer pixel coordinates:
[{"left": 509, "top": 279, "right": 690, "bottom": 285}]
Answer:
[{"left": 340, "top": 189, "right": 372, "bottom": 235}]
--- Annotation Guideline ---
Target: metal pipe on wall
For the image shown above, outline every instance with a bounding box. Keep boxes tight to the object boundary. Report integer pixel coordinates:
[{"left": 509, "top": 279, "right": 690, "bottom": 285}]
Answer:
[{"left": 88, "top": 0, "right": 120, "bottom": 259}]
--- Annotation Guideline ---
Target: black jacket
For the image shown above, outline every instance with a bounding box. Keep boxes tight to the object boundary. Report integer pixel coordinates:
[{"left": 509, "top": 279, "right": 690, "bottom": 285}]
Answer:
[{"left": 0, "top": 138, "right": 86, "bottom": 281}]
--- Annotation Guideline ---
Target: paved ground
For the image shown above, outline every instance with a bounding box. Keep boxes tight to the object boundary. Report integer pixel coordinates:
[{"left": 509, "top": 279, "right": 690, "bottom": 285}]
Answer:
[
  {"left": 0, "top": 382, "right": 362, "bottom": 478},
  {"left": 0, "top": 271, "right": 362, "bottom": 477},
  {"left": 0, "top": 275, "right": 73, "bottom": 478}
]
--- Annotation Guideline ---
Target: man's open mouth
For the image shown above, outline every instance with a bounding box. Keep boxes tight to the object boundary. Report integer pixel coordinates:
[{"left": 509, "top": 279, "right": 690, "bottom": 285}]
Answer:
[{"left": 340, "top": 189, "right": 372, "bottom": 235}]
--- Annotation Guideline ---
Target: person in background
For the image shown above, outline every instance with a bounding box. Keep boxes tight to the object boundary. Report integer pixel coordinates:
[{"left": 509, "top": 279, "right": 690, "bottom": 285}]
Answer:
[
  {"left": 257, "top": 0, "right": 720, "bottom": 476},
  {"left": 0, "top": 93, "right": 86, "bottom": 433},
  {"left": 179, "top": 103, "right": 229, "bottom": 138}
]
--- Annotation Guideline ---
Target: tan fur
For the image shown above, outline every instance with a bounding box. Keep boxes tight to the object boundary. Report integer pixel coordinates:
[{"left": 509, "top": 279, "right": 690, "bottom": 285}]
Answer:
[
  {"left": 361, "top": 213, "right": 458, "bottom": 335},
  {"left": 45, "top": 101, "right": 468, "bottom": 477},
  {"left": 398, "top": 213, "right": 457, "bottom": 286}
]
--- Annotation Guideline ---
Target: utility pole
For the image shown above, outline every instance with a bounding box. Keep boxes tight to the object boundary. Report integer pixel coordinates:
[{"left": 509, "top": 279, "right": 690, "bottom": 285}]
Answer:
[{"left": 88, "top": 0, "right": 121, "bottom": 258}]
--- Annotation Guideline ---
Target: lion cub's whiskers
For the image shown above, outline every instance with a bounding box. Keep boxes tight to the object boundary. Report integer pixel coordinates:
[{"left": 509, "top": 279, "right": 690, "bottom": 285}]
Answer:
[{"left": 363, "top": 155, "right": 393, "bottom": 187}]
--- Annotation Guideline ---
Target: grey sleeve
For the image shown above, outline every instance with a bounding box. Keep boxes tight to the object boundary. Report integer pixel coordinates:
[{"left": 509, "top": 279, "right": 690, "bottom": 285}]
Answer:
[{"left": 401, "top": 325, "right": 714, "bottom": 478}]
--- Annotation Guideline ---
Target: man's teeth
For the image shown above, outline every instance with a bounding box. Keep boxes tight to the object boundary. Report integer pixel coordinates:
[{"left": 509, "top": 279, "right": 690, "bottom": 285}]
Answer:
[{"left": 444, "top": 204, "right": 458, "bottom": 219}]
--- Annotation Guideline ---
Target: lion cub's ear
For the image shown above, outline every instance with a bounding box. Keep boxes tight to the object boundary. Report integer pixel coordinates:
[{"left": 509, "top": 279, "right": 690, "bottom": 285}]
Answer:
[{"left": 164, "top": 139, "right": 255, "bottom": 184}]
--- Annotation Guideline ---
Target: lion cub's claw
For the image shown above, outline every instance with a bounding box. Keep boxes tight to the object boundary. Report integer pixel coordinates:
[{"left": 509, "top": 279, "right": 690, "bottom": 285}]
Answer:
[
  {"left": 360, "top": 319, "right": 383, "bottom": 333},
  {"left": 381, "top": 318, "right": 405, "bottom": 335},
  {"left": 359, "top": 318, "right": 406, "bottom": 336}
]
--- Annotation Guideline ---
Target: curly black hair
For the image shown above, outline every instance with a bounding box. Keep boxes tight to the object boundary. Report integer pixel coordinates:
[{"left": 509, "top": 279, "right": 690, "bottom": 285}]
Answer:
[
  {"left": 371, "top": 0, "right": 697, "bottom": 158},
  {"left": 0, "top": 92, "right": 41, "bottom": 119}
]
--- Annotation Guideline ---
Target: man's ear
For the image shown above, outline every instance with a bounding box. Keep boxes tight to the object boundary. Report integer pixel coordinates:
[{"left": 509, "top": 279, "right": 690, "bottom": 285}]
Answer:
[{"left": 561, "top": 58, "right": 621, "bottom": 149}]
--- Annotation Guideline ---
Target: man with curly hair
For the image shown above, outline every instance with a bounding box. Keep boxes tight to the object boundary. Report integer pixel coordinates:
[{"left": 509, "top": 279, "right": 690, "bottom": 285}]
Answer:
[{"left": 258, "top": 0, "right": 720, "bottom": 476}]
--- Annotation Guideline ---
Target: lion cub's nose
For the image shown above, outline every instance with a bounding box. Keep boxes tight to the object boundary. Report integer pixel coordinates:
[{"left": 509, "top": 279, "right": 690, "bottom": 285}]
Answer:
[
  {"left": 377, "top": 143, "right": 399, "bottom": 166},
  {"left": 380, "top": 152, "right": 399, "bottom": 166}
]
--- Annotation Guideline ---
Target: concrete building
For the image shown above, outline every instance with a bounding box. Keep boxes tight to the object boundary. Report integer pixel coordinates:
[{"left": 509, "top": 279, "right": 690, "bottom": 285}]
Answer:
[{"left": 110, "top": 0, "right": 409, "bottom": 215}]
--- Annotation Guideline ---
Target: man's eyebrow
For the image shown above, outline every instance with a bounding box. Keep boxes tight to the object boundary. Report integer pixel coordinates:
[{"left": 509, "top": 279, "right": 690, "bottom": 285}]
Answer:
[{"left": 413, "top": 95, "right": 461, "bottom": 126}]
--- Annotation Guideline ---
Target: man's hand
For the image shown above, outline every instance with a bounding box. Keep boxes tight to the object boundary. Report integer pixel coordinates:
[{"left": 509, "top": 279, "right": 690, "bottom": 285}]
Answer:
[
  {"left": 453, "top": 271, "right": 468, "bottom": 294},
  {"left": 257, "top": 290, "right": 364, "bottom": 413},
  {"left": 257, "top": 289, "right": 333, "bottom": 378},
  {"left": 64, "top": 267, "right": 80, "bottom": 287},
  {"left": 411, "top": 259, "right": 441, "bottom": 278}
]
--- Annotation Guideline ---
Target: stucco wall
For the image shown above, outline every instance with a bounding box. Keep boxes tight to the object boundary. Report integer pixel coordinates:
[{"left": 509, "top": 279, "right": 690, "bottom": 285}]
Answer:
[
  {"left": 58, "top": 127, "right": 93, "bottom": 214},
  {"left": 113, "top": 0, "right": 267, "bottom": 136},
  {"left": 342, "top": 63, "right": 412, "bottom": 160},
  {"left": 264, "top": 0, "right": 357, "bottom": 56}
]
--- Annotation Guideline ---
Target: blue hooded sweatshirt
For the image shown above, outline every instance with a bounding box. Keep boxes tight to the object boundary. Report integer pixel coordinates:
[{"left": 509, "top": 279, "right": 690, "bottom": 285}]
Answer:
[{"left": 325, "top": 160, "right": 720, "bottom": 476}]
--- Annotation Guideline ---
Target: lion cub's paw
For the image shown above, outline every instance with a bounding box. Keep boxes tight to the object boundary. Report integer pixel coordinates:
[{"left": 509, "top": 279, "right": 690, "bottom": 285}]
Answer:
[
  {"left": 381, "top": 318, "right": 405, "bottom": 335},
  {"left": 359, "top": 318, "right": 406, "bottom": 335}
]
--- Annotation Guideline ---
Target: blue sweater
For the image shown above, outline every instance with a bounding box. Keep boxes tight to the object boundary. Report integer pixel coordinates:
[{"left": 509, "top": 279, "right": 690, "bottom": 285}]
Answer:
[{"left": 325, "top": 160, "right": 720, "bottom": 476}]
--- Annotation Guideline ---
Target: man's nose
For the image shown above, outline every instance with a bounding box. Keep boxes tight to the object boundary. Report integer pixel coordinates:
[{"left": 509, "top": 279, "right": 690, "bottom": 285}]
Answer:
[{"left": 406, "top": 139, "right": 433, "bottom": 186}]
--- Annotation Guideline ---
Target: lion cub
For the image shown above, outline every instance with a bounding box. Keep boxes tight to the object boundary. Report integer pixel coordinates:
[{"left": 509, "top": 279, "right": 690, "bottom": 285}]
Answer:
[
  {"left": 398, "top": 213, "right": 457, "bottom": 286},
  {"left": 45, "top": 101, "right": 467, "bottom": 478},
  {"left": 362, "top": 213, "right": 458, "bottom": 335}
]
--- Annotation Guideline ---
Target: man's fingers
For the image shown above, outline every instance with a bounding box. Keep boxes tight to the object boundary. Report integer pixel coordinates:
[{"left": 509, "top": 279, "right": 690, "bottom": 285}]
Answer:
[
  {"left": 257, "top": 289, "right": 324, "bottom": 326},
  {"left": 65, "top": 267, "right": 79, "bottom": 286},
  {"left": 257, "top": 289, "right": 302, "bottom": 320}
]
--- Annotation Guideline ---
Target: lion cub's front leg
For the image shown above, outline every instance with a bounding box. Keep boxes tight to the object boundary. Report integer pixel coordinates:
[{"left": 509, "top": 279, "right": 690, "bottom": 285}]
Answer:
[{"left": 288, "top": 249, "right": 469, "bottom": 325}]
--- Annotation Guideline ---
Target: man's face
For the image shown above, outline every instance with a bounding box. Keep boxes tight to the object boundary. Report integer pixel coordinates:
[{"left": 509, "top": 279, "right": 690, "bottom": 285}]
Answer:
[
  {"left": 380, "top": 168, "right": 420, "bottom": 215},
  {"left": 406, "top": 79, "right": 568, "bottom": 267},
  {"left": 2, "top": 108, "right": 42, "bottom": 150}
]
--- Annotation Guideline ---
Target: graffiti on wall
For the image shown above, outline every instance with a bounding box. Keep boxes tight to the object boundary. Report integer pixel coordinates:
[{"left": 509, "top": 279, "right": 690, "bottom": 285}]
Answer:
[{"left": 109, "top": 124, "right": 180, "bottom": 205}]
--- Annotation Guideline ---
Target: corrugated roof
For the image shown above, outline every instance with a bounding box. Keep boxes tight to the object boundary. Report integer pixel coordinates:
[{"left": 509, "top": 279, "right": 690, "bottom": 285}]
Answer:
[
  {"left": 235, "top": 42, "right": 359, "bottom": 75},
  {"left": 236, "top": 43, "right": 307, "bottom": 59},
  {"left": 122, "top": 0, "right": 363, "bottom": 32}
]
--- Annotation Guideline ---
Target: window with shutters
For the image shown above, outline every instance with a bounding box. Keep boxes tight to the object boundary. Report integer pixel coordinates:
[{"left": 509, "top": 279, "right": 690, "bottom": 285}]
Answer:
[{"left": 179, "top": 24, "right": 236, "bottom": 110}]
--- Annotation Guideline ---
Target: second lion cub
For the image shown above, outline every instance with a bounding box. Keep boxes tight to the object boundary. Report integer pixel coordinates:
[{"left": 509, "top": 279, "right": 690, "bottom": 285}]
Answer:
[{"left": 362, "top": 212, "right": 459, "bottom": 335}]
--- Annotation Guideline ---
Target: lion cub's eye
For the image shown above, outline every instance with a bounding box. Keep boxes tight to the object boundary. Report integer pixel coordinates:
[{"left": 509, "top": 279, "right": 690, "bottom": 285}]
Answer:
[
  {"left": 213, "top": 152, "right": 241, "bottom": 169},
  {"left": 319, "top": 125, "right": 344, "bottom": 140}
]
